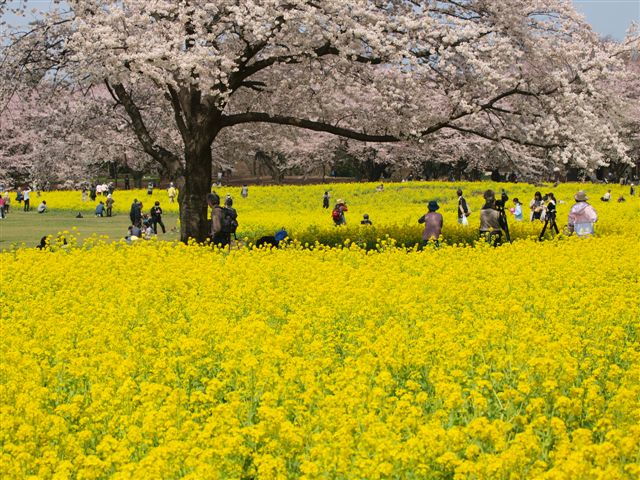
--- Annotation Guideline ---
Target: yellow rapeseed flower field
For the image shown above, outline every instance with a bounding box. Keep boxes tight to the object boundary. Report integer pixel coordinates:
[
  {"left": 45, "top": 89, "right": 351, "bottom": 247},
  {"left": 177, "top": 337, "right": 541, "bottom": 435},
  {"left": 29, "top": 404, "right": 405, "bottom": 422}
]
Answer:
[
  {"left": 2, "top": 182, "right": 639, "bottom": 478},
  {"left": 1, "top": 228, "right": 639, "bottom": 478}
]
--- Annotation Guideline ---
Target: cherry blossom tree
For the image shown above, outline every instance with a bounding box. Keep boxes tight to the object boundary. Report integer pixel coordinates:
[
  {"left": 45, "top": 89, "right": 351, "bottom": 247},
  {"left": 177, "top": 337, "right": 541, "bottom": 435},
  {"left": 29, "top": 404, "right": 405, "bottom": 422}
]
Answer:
[{"left": 2, "top": 0, "right": 637, "bottom": 241}]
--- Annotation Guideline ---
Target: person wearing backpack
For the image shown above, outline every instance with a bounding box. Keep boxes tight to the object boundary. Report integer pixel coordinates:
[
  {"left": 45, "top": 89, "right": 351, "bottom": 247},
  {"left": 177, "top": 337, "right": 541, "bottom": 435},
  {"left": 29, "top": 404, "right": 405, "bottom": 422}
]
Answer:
[
  {"left": 223, "top": 198, "right": 239, "bottom": 240},
  {"left": 322, "top": 191, "right": 330, "bottom": 209},
  {"left": 332, "top": 199, "right": 348, "bottom": 225},
  {"left": 207, "top": 193, "right": 230, "bottom": 247}
]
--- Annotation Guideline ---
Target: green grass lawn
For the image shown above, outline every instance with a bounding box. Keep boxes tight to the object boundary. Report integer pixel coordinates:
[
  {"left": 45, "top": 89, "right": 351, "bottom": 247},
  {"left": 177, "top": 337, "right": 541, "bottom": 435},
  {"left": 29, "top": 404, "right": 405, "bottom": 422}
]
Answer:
[{"left": 0, "top": 209, "right": 180, "bottom": 250}]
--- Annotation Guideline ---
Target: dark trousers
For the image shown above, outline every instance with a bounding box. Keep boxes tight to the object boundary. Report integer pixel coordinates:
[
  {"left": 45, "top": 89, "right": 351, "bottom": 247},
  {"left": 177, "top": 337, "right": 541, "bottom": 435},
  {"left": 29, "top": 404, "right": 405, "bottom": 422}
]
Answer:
[
  {"left": 106, "top": 207, "right": 112, "bottom": 217},
  {"left": 212, "top": 232, "right": 230, "bottom": 247},
  {"left": 152, "top": 218, "right": 166, "bottom": 234},
  {"left": 24, "top": 199, "right": 30, "bottom": 211}
]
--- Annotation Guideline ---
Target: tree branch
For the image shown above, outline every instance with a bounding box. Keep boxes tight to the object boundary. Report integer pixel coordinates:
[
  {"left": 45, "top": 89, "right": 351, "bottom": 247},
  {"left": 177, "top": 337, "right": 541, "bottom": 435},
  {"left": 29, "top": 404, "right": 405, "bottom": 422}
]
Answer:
[
  {"left": 110, "top": 82, "right": 183, "bottom": 175},
  {"left": 222, "top": 112, "right": 400, "bottom": 142},
  {"left": 444, "top": 124, "right": 562, "bottom": 149}
]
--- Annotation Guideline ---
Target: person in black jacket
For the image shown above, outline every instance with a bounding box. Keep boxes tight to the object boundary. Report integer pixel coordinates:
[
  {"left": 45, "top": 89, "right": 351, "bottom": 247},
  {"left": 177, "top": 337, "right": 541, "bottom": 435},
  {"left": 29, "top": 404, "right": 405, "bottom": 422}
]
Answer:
[
  {"left": 129, "top": 199, "right": 142, "bottom": 227},
  {"left": 150, "top": 201, "right": 166, "bottom": 234}
]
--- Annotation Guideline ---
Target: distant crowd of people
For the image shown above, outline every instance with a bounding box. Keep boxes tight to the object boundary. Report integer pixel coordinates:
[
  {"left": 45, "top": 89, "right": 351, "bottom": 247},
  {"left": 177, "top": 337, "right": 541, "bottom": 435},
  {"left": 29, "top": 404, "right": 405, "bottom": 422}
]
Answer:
[
  {"left": 323, "top": 185, "right": 612, "bottom": 247},
  {"left": 0, "top": 179, "right": 634, "bottom": 250}
]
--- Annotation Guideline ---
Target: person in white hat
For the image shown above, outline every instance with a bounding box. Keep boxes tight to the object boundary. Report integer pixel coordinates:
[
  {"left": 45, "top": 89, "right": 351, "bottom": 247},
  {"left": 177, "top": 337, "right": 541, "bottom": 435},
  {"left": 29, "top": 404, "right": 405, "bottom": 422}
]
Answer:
[
  {"left": 332, "top": 199, "right": 348, "bottom": 225},
  {"left": 568, "top": 191, "right": 598, "bottom": 237}
]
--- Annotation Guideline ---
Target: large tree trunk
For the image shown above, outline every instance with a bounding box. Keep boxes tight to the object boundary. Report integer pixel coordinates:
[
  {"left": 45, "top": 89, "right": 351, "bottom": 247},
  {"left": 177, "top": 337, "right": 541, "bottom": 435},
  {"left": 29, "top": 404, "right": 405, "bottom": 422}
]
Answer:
[{"left": 178, "top": 140, "right": 213, "bottom": 243}]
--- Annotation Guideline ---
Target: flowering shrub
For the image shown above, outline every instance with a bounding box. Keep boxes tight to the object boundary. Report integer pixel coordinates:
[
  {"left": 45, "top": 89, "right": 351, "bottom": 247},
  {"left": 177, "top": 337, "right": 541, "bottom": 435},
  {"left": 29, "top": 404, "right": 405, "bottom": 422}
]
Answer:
[
  {"left": 33, "top": 182, "right": 639, "bottom": 246},
  {"left": 1, "top": 234, "right": 639, "bottom": 478}
]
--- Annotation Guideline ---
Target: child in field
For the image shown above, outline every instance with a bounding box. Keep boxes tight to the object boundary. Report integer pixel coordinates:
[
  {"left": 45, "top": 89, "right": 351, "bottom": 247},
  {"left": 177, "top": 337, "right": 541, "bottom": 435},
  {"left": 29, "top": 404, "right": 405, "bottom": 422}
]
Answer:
[{"left": 511, "top": 198, "right": 523, "bottom": 220}]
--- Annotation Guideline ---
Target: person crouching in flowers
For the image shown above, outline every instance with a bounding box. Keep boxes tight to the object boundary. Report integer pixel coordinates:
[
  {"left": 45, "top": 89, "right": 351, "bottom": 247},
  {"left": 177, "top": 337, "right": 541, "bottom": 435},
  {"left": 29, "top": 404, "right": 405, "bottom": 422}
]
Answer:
[
  {"left": 418, "top": 200, "right": 443, "bottom": 246},
  {"left": 568, "top": 190, "right": 598, "bottom": 237}
]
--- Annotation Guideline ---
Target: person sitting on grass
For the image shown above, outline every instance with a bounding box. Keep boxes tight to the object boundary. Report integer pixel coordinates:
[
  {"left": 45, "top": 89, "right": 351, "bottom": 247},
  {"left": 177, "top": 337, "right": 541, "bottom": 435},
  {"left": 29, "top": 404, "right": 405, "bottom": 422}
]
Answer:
[
  {"left": 125, "top": 225, "right": 142, "bottom": 243},
  {"left": 37, "top": 200, "right": 48, "bottom": 214}
]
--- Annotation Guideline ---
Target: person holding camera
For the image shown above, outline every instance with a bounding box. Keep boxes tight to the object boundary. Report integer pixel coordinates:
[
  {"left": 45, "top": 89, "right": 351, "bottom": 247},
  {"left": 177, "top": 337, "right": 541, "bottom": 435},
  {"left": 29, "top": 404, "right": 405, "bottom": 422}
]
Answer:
[
  {"left": 332, "top": 199, "right": 348, "bottom": 225},
  {"left": 480, "top": 190, "right": 506, "bottom": 246}
]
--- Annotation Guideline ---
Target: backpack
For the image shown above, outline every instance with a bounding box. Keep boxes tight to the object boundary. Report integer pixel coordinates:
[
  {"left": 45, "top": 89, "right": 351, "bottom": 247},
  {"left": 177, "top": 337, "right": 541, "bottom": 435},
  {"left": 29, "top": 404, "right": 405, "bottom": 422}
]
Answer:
[
  {"left": 332, "top": 207, "right": 342, "bottom": 222},
  {"left": 221, "top": 207, "right": 238, "bottom": 233},
  {"left": 274, "top": 229, "right": 288, "bottom": 243}
]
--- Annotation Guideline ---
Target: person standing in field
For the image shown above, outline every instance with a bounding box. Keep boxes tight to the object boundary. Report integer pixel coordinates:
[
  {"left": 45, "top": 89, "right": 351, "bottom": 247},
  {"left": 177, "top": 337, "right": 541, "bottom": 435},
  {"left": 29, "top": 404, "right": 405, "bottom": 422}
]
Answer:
[
  {"left": 480, "top": 190, "right": 506, "bottom": 246},
  {"left": 457, "top": 189, "right": 470, "bottom": 225},
  {"left": 332, "top": 199, "right": 348, "bottom": 225},
  {"left": 241, "top": 184, "right": 248, "bottom": 199},
  {"left": 150, "top": 201, "right": 166, "bottom": 234},
  {"left": 323, "top": 191, "right": 330, "bottom": 209},
  {"left": 568, "top": 191, "right": 598, "bottom": 237},
  {"left": 81, "top": 187, "right": 88, "bottom": 202},
  {"left": 23, "top": 187, "right": 31, "bottom": 212},
  {"left": 207, "top": 193, "right": 229, "bottom": 247},
  {"left": 89, "top": 184, "right": 97, "bottom": 201},
  {"left": 129, "top": 199, "right": 142, "bottom": 227},
  {"left": 3, "top": 191, "right": 10, "bottom": 214},
  {"left": 167, "top": 182, "right": 177, "bottom": 203},
  {"left": 16, "top": 188, "right": 23, "bottom": 205},
  {"left": 0, "top": 195, "right": 4, "bottom": 219},
  {"left": 511, "top": 198, "right": 523, "bottom": 221},
  {"left": 105, "top": 194, "right": 115, "bottom": 217},
  {"left": 147, "top": 181, "right": 154, "bottom": 196},
  {"left": 224, "top": 197, "right": 239, "bottom": 240},
  {"left": 418, "top": 200, "right": 443, "bottom": 245},
  {"left": 530, "top": 191, "right": 545, "bottom": 221}
]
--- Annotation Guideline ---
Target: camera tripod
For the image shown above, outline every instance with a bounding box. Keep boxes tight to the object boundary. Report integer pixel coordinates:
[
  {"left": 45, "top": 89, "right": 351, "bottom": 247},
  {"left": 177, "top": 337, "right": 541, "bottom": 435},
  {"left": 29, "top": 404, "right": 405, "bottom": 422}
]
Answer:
[
  {"left": 495, "top": 205, "right": 511, "bottom": 243},
  {"left": 539, "top": 212, "right": 559, "bottom": 240}
]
